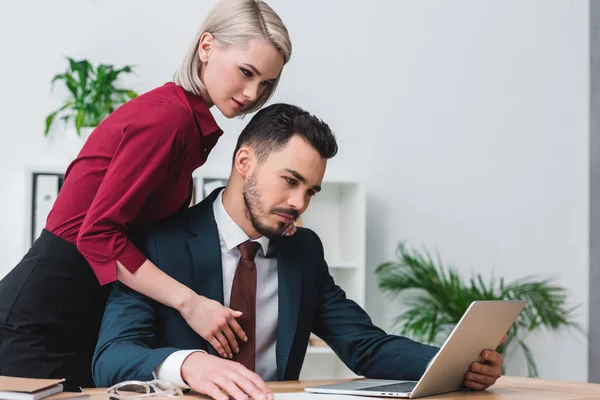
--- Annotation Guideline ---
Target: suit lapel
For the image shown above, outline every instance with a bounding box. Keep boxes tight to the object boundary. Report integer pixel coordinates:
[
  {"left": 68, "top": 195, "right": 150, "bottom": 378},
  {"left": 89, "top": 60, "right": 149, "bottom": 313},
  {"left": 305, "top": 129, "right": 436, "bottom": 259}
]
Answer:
[
  {"left": 275, "top": 240, "right": 303, "bottom": 380},
  {"left": 185, "top": 189, "right": 224, "bottom": 357},
  {"left": 184, "top": 188, "right": 304, "bottom": 373}
]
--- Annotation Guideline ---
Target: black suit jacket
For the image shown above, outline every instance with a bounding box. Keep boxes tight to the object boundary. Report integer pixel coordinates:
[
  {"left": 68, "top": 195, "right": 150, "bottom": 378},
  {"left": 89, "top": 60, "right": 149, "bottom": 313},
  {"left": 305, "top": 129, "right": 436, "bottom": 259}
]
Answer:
[{"left": 92, "top": 189, "right": 439, "bottom": 386}]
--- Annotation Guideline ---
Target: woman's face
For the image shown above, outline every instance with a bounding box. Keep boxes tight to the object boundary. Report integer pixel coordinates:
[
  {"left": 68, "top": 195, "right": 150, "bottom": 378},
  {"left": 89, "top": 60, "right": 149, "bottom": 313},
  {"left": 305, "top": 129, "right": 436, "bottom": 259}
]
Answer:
[{"left": 199, "top": 34, "right": 284, "bottom": 118}]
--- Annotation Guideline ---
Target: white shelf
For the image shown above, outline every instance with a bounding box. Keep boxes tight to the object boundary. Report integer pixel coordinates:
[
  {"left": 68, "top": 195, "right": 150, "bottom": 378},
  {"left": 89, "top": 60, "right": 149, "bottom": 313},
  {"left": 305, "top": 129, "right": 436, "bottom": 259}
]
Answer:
[{"left": 195, "top": 175, "right": 366, "bottom": 380}]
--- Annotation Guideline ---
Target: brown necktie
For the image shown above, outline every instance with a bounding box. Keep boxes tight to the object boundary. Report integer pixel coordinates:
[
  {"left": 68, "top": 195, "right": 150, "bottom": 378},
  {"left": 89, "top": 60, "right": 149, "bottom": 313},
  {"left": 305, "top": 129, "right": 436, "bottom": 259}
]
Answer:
[{"left": 229, "top": 240, "right": 261, "bottom": 371}]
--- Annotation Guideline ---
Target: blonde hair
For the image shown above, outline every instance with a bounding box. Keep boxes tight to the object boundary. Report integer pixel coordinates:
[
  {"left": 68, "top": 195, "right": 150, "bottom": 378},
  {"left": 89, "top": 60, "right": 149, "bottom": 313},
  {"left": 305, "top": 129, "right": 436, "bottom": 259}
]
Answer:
[{"left": 173, "top": 0, "right": 292, "bottom": 115}]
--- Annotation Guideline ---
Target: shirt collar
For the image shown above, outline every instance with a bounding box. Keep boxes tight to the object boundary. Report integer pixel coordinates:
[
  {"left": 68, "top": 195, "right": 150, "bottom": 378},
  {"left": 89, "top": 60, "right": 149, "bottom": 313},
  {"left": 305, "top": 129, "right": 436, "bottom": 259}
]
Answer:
[
  {"left": 174, "top": 82, "right": 222, "bottom": 137},
  {"left": 212, "top": 190, "right": 270, "bottom": 256}
]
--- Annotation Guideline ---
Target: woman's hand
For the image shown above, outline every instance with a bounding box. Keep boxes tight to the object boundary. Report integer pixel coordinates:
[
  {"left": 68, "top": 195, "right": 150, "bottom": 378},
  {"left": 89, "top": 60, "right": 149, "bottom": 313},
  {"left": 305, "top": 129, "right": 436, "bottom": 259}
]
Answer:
[
  {"left": 282, "top": 222, "right": 297, "bottom": 236},
  {"left": 179, "top": 294, "right": 247, "bottom": 359},
  {"left": 117, "top": 260, "right": 246, "bottom": 359}
]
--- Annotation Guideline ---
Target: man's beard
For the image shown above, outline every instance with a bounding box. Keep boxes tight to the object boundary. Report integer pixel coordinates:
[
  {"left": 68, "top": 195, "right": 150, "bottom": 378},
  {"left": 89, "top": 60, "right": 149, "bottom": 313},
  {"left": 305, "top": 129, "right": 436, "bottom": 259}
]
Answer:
[{"left": 242, "top": 174, "right": 298, "bottom": 239}]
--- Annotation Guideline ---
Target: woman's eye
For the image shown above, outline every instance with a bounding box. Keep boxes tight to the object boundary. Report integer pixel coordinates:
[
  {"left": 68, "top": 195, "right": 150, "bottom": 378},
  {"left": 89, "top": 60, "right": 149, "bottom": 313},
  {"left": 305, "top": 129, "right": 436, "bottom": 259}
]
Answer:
[{"left": 240, "top": 68, "right": 252, "bottom": 78}]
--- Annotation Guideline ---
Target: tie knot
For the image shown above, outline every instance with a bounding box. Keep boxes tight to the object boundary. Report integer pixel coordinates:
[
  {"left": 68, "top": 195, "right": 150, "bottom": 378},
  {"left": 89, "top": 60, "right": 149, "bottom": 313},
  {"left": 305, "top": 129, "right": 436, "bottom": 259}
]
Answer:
[{"left": 238, "top": 240, "right": 261, "bottom": 261}]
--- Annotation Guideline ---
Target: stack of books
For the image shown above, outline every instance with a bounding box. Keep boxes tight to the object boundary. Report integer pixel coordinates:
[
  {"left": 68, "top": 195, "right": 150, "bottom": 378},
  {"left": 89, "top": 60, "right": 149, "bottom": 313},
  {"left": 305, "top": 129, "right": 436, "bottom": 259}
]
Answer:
[{"left": 0, "top": 377, "right": 88, "bottom": 400}]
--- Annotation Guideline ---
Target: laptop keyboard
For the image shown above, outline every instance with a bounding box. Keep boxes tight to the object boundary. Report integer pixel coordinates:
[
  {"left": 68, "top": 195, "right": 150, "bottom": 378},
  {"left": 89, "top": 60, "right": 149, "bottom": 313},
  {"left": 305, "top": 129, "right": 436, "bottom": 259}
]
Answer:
[{"left": 357, "top": 382, "right": 418, "bottom": 393}]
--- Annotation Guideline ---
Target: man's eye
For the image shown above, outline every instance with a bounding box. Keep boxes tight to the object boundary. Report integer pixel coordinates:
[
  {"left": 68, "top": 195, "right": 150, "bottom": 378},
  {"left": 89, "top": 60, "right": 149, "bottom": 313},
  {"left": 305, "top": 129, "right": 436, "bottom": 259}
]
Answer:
[{"left": 285, "top": 177, "right": 297, "bottom": 187}]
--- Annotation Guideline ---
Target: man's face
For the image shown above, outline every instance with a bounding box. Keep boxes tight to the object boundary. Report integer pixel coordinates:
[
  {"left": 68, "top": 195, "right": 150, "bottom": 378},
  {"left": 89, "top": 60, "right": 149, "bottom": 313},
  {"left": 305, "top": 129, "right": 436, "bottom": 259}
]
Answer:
[{"left": 243, "top": 135, "right": 327, "bottom": 239}]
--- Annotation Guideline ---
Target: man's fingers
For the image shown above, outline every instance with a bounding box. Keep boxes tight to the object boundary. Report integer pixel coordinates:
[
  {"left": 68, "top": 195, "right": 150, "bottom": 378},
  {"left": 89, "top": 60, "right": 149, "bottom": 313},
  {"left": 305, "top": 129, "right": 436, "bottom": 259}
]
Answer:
[
  {"left": 237, "top": 366, "right": 271, "bottom": 395},
  {"left": 222, "top": 326, "right": 239, "bottom": 353},
  {"left": 464, "top": 380, "right": 486, "bottom": 391},
  {"left": 203, "top": 382, "right": 229, "bottom": 400},
  {"left": 470, "top": 362, "right": 497, "bottom": 377},
  {"left": 227, "top": 373, "right": 268, "bottom": 400},
  {"left": 466, "top": 371, "right": 496, "bottom": 387},
  {"left": 215, "top": 332, "right": 233, "bottom": 358},
  {"left": 215, "top": 376, "right": 249, "bottom": 400},
  {"left": 482, "top": 350, "right": 504, "bottom": 366}
]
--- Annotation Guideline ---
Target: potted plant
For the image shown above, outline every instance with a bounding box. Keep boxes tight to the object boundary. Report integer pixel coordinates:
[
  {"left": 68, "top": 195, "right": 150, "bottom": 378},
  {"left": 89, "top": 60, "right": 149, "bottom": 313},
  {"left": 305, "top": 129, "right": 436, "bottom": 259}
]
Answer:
[
  {"left": 44, "top": 58, "right": 138, "bottom": 138},
  {"left": 375, "top": 242, "right": 583, "bottom": 377}
]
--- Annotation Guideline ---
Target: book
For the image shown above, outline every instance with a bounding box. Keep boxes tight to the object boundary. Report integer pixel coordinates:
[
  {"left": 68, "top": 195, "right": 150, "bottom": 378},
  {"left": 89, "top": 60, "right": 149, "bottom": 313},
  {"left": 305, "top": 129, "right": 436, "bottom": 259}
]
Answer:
[
  {"left": 0, "top": 376, "right": 64, "bottom": 400},
  {"left": 45, "top": 393, "right": 89, "bottom": 400}
]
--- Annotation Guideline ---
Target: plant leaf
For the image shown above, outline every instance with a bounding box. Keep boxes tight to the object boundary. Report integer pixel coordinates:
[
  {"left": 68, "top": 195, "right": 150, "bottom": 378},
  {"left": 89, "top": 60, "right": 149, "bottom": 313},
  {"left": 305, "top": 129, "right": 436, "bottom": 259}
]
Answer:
[
  {"left": 375, "top": 241, "right": 582, "bottom": 378},
  {"left": 75, "top": 110, "right": 84, "bottom": 135},
  {"left": 517, "top": 339, "right": 539, "bottom": 378},
  {"left": 44, "top": 59, "right": 136, "bottom": 135},
  {"left": 44, "top": 102, "right": 74, "bottom": 136},
  {"left": 44, "top": 112, "right": 57, "bottom": 137}
]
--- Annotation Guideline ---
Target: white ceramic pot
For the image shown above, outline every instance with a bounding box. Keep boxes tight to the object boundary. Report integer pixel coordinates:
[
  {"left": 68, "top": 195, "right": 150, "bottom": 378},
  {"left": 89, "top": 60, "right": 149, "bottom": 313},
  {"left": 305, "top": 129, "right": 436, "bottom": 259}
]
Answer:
[
  {"left": 65, "top": 126, "right": 95, "bottom": 159},
  {"left": 79, "top": 126, "right": 95, "bottom": 140}
]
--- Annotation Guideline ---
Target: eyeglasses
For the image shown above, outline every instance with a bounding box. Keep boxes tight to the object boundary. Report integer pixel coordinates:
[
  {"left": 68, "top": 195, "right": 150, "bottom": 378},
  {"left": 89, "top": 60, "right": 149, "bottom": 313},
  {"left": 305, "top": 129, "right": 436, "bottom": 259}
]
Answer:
[{"left": 107, "top": 379, "right": 184, "bottom": 399}]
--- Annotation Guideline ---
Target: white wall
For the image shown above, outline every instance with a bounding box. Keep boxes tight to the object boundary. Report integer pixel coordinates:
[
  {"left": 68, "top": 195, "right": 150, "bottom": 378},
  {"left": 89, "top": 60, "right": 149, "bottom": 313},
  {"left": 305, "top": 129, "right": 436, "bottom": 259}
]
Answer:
[{"left": 0, "top": 0, "right": 589, "bottom": 382}]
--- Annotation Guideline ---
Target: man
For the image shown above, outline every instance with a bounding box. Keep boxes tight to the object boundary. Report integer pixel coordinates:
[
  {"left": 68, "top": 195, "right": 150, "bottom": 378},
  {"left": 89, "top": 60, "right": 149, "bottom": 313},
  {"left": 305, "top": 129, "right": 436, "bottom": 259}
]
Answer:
[{"left": 93, "top": 104, "right": 504, "bottom": 400}]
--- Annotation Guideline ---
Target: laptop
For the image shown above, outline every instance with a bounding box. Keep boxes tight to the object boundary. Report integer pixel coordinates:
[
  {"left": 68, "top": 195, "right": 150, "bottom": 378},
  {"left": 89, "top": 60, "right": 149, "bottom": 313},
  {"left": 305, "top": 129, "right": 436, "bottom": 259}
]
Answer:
[{"left": 304, "top": 300, "right": 527, "bottom": 398}]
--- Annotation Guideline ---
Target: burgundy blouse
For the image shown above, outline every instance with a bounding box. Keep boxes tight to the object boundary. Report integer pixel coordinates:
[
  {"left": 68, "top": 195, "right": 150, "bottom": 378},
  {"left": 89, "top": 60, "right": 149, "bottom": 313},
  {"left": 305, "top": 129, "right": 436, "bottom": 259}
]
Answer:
[{"left": 46, "top": 82, "right": 222, "bottom": 285}]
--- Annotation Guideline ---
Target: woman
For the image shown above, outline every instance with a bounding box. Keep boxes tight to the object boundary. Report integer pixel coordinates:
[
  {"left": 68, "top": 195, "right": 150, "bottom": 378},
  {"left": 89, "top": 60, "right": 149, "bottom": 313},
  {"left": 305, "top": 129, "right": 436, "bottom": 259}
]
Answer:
[{"left": 0, "top": 0, "right": 292, "bottom": 389}]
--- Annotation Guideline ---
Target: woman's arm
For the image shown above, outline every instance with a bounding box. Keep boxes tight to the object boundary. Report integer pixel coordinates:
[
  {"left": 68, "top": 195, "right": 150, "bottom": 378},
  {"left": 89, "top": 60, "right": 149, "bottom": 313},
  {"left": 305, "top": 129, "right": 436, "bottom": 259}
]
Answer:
[
  {"left": 74, "top": 105, "right": 243, "bottom": 356},
  {"left": 117, "top": 260, "right": 246, "bottom": 359},
  {"left": 76, "top": 108, "right": 189, "bottom": 285}
]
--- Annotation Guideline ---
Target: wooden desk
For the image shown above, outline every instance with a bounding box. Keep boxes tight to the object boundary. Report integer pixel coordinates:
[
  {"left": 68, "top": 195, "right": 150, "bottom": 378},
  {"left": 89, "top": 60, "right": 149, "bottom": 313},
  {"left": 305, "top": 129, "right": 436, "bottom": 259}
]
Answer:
[{"left": 84, "top": 376, "right": 600, "bottom": 399}]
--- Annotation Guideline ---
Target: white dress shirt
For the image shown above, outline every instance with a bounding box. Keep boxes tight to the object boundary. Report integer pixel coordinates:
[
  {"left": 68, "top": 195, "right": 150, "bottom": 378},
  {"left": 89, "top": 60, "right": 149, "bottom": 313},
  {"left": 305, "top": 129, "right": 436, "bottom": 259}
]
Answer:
[{"left": 154, "top": 191, "right": 279, "bottom": 385}]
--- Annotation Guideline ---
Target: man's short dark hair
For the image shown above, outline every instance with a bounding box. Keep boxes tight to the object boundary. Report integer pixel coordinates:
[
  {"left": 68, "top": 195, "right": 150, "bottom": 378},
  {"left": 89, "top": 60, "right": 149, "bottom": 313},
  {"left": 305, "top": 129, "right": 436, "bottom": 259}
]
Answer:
[{"left": 232, "top": 103, "right": 338, "bottom": 164}]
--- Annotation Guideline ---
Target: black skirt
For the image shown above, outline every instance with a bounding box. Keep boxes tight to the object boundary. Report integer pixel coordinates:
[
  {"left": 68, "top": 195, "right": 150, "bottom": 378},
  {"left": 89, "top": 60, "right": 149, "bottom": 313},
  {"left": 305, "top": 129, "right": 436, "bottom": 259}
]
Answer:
[{"left": 0, "top": 230, "right": 112, "bottom": 390}]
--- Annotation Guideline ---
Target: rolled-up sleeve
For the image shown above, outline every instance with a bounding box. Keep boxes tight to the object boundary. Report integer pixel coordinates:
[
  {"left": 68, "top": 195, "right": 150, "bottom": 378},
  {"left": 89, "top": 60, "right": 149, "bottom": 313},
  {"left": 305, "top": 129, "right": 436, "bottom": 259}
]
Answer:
[{"left": 77, "top": 110, "right": 187, "bottom": 285}]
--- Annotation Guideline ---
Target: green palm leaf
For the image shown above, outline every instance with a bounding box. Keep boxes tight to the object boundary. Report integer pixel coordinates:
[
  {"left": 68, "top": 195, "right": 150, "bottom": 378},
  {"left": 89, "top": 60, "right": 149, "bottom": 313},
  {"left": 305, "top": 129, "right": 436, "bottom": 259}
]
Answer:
[{"left": 376, "top": 242, "right": 582, "bottom": 378}]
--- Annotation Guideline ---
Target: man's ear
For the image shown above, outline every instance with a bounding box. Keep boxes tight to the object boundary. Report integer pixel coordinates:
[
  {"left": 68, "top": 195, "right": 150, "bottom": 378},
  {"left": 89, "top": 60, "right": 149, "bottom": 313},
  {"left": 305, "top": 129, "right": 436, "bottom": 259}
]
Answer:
[
  {"left": 198, "top": 32, "right": 214, "bottom": 63},
  {"left": 233, "top": 146, "right": 254, "bottom": 178}
]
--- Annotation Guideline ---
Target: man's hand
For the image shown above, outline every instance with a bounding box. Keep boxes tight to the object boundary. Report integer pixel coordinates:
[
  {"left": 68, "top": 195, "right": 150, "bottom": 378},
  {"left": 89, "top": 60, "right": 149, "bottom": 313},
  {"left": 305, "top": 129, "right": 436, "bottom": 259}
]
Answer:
[
  {"left": 181, "top": 352, "right": 273, "bottom": 400},
  {"left": 464, "top": 334, "right": 506, "bottom": 391},
  {"left": 464, "top": 350, "right": 503, "bottom": 390}
]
